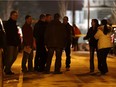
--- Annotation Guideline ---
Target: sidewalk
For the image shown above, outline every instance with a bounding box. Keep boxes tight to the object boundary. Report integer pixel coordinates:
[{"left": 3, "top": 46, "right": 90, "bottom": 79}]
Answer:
[{"left": 3, "top": 51, "right": 116, "bottom": 87}]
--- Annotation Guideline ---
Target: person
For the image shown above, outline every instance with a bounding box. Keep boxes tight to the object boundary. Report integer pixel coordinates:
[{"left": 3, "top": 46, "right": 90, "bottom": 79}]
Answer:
[
  {"left": 4, "top": 10, "right": 20, "bottom": 75},
  {"left": 45, "top": 14, "right": 52, "bottom": 23},
  {"left": 83, "top": 19, "right": 99, "bottom": 74},
  {"left": 0, "top": 18, "right": 5, "bottom": 87},
  {"left": 62, "top": 16, "right": 73, "bottom": 71},
  {"left": 21, "top": 15, "right": 34, "bottom": 73},
  {"left": 94, "top": 19, "right": 113, "bottom": 75},
  {"left": 33, "top": 14, "right": 47, "bottom": 72},
  {"left": 44, "top": 13, "right": 67, "bottom": 74},
  {"left": 0, "top": 18, "right": 6, "bottom": 70},
  {"left": 73, "top": 24, "right": 81, "bottom": 51}
]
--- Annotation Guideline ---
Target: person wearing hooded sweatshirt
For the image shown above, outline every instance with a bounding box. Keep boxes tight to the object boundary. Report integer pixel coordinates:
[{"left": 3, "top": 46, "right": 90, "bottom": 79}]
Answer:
[{"left": 94, "top": 19, "right": 113, "bottom": 75}]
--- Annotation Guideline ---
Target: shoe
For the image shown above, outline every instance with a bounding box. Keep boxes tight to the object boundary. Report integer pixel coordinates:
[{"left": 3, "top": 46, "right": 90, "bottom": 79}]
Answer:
[
  {"left": 53, "top": 71, "right": 63, "bottom": 74},
  {"left": 89, "top": 71, "right": 95, "bottom": 75},
  {"left": 5, "top": 71, "right": 14, "bottom": 75},
  {"left": 43, "top": 71, "right": 50, "bottom": 74},
  {"left": 66, "top": 68, "right": 70, "bottom": 71}
]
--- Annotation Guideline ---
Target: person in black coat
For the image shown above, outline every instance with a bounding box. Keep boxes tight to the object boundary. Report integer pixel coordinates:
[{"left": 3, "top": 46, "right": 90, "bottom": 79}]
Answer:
[
  {"left": 4, "top": 11, "right": 20, "bottom": 75},
  {"left": 44, "top": 13, "right": 67, "bottom": 74},
  {"left": 83, "top": 19, "right": 99, "bottom": 74},
  {"left": 33, "top": 14, "right": 47, "bottom": 72},
  {"left": 62, "top": 16, "right": 74, "bottom": 71}
]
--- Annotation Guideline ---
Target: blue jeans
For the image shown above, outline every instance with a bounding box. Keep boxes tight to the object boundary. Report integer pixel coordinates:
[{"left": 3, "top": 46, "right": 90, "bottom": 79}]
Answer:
[
  {"left": 89, "top": 46, "right": 98, "bottom": 72},
  {"left": 22, "top": 50, "right": 33, "bottom": 71}
]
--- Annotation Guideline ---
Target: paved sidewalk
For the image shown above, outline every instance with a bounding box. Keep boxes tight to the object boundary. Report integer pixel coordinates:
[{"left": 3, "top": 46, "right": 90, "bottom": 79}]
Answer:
[{"left": 3, "top": 51, "right": 116, "bottom": 87}]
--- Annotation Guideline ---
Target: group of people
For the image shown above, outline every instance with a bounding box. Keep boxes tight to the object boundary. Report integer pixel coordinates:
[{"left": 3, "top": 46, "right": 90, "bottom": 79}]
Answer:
[
  {"left": 0, "top": 10, "right": 113, "bottom": 76},
  {"left": 0, "top": 10, "right": 77, "bottom": 75},
  {"left": 84, "top": 19, "right": 113, "bottom": 75}
]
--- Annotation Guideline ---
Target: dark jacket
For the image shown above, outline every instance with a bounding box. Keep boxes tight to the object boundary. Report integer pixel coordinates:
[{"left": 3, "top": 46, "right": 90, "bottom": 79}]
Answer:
[
  {"left": 4, "top": 18, "right": 20, "bottom": 46},
  {"left": 63, "top": 23, "right": 73, "bottom": 44},
  {"left": 22, "top": 22, "right": 33, "bottom": 47},
  {"left": 44, "top": 20, "right": 67, "bottom": 48},
  {"left": 84, "top": 27, "right": 98, "bottom": 47},
  {"left": 33, "top": 20, "right": 46, "bottom": 47}
]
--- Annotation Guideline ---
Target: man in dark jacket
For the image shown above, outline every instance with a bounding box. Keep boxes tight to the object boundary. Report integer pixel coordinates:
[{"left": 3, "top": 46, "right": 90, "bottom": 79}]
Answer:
[
  {"left": 63, "top": 16, "right": 74, "bottom": 71},
  {"left": 44, "top": 13, "right": 67, "bottom": 74},
  {"left": 4, "top": 11, "right": 20, "bottom": 75},
  {"left": 33, "top": 14, "right": 47, "bottom": 72},
  {"left": 21, "top": 15, "right": 34, "bottom": 73}
]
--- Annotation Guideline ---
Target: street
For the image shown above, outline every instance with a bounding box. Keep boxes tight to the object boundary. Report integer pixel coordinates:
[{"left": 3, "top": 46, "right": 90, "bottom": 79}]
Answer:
[{"left": 3, "top": 51, "right": 116, "bottom": 87}]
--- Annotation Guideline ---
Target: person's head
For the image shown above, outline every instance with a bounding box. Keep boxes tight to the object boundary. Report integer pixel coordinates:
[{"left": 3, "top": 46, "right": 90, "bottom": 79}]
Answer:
[
  {"left": 25, "top": 15, "right": 32, "bottom": 24},
  {"left": 45, "top": 14, "right": 52, "bottom": 22},
  {"left": 39, "top": 14, "right": 46, "bottom": 22},
  {"left": 101, "top": 19, "right": 107, "bottom": 25},
  {"left": 54, "top": 13, "right": 60, "bottom": 20},
  {"left": 101, "top": 19, "right": 109, "bottom": 35},
  {"left": 63, "top": 16, "right": 68, "bottom": 24},
  {"left": 10, "top": 10, "right": 18, "bottom": 21},
  {"left": 91, "top": 19, "right": 99, "bottom": 27}
]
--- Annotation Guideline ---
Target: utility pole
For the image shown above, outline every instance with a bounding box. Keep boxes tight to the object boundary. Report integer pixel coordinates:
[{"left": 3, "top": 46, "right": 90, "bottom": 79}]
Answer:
[
  {"left": 88, "top": 0, "right": 90, "bottom": 30},
  {"left": 72, "top": 0, "right": 75, "bottom": 25}
]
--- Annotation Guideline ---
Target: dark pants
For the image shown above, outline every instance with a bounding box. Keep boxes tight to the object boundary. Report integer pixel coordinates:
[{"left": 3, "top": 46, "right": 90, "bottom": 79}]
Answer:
[
  {"left": 45, "top": 48, "right": 63, "bottom": 72},
  {"left": 4, "top": 46, "right": 18, "bottom": 73},
  {"left": 22, "top": 50, "right": 33, "bottom": 72},
  {"left": 34, "top": 42, "right": 47, "bottom": 71},
  {"left": 65, "top": 42, "right": 71, "bottom": 68},
  {"left": 97, "top": 48, "right": 111, "bottom": 74},
  {"left": 89, "top": 46, "right": 98, "bottom": 72}
]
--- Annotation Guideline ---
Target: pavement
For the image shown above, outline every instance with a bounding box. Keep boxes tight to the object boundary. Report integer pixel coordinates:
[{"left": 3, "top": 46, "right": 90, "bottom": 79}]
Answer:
[{"left": 3, "top": 51, "right": 116, "bottom": 87}]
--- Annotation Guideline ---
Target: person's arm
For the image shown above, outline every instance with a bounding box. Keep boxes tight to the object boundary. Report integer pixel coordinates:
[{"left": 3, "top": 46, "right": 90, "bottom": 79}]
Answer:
[{"left": 83, "top": 28, "right": 91, "bottom": 40}]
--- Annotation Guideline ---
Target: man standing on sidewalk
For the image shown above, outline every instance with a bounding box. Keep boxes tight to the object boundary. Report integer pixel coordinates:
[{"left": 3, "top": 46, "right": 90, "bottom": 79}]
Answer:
[
  {"left": 63, "top": 16, "right": 74, "bottom": 71},
  {"left": 4, "top": 11, "right": 21, "bottom": 75},
  {"left": 21, "top": 15, "right": 34, "bottom": 73},
  {"left": 44, "top": 13, "right": 67, "bottom": 74}
]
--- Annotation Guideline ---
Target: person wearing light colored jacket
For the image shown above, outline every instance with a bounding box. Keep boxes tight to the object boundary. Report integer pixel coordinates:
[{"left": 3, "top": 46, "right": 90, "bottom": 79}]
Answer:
[{"left": 94, "top": 19, "right": 113, "bottom": 75}]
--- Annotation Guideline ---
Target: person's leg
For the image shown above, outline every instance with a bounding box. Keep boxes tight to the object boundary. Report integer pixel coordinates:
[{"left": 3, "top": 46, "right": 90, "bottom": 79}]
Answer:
[
  {"left": 89, "top": 46, "right": 95, "bottom": 72},
  {"left": 101, "top": 48, "right": 111, "bottom": 74},
  {"left": 22, "top": 51, "right": 28, "bottom": 72},
  {"left": 65, "top": 43, "right": 71, "bottom": 70},
  {"left": 45, "top": 48, "right": 54, "bottom": 73},
  {"left": 10, "top": 46, "right": 18, "bottom": 66},
  {"left": 54, "top": 48, "right": 63, "bottom": 73},
  {"left": 4, "top": 46, "right": 18, "bottom": 74},
  {"left": 34, "top": 43, "right": 40, "bottom": 71},
  {"left": 39, "top": 47, "right": 47, "bottom": 71},
  {"left": 28, "top": 50, "right": 33, "bottom": 72},
  {"left": 97, "top": 49, "right": 103, "bottom": 72}
]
